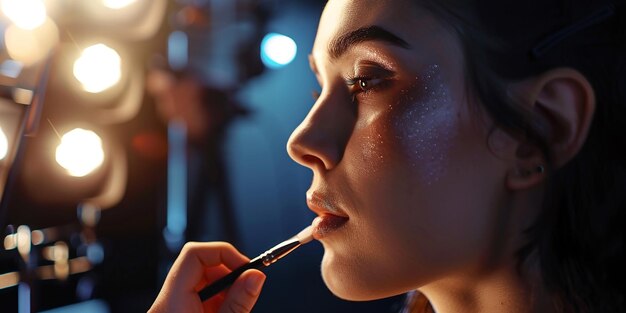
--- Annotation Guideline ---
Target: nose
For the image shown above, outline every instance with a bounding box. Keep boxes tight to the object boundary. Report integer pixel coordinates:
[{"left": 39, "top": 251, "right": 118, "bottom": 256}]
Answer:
[{"left": 287, "top": 88, "right": 354, "bottom": 171}]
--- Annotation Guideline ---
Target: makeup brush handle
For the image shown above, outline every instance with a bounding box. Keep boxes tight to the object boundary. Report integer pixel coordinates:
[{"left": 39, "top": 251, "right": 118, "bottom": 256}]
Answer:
[
  {"left": 198, "top": 238, "right": 303, "bottom": 301},
  {"left": 198, "top": 258, "right": 264, "bottom": 301}
]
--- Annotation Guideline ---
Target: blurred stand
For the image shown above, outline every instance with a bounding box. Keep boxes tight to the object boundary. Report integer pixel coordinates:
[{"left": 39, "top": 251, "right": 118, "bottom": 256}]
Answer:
[
  {"left": 146, "top": 0, "right": 272, "bottom": 263},
  {"left": 147, "top": 68, "right": 249, "bottom": 246}
]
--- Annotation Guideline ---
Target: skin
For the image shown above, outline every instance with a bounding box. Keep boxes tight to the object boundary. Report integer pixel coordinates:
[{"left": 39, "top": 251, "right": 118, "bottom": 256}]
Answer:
[
  {"left": 288, "top": 0, "right": 593, "bottom": 312},
  {"left": 150, "top": 0, "right": 595, "bottom": 312}
]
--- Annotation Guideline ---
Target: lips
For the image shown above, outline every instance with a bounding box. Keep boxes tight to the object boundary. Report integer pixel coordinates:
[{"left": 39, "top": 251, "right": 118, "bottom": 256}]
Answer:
[
  {"left": 307, "top": 191, "right": 349, "bottom": 239},
  {"left": 312, "top": 214, "right": 348, "bottom": 239}
]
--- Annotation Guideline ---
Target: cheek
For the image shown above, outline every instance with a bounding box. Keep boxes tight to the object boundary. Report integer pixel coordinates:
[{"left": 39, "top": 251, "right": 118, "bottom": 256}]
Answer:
[
  {"left": 359, "top": 132, "right": 386, "bottom": 172},
  {"left": 390, "top": 64, "right": 457, "bottom": 185},
  {"left": 355, "top": 64, "right": 458, "bottom": 179}
]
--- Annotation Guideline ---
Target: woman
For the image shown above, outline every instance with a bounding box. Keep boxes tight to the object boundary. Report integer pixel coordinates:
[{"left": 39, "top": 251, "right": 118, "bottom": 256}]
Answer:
[{"left": 150, "top": 0, "right": 624, "bottom": 312}]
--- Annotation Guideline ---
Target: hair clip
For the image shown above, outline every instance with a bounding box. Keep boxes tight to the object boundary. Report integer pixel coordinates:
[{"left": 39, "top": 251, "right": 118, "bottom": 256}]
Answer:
[{"left": 531, "top": 4, "right": 616, "bottom": 58}]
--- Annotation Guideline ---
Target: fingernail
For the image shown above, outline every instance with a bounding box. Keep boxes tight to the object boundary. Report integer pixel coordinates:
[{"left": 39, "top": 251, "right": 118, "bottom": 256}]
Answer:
[{"left": 245, "top": 274, "right": 265, "bottom": 295}]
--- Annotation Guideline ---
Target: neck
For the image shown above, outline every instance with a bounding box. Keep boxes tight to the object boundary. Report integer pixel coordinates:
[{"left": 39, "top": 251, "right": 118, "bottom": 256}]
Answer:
[
  {"left": 418, "top": 187, "right": 553, "bottom": 313},
  {"left": 420, "top": 261, "right": 551, "bottom": 313}
]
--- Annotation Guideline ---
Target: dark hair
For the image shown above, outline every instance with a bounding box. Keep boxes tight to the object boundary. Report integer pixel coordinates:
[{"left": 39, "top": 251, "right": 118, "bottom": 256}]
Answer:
[{"left": 405, "top": 0, "right": 625, "bottom": 312}]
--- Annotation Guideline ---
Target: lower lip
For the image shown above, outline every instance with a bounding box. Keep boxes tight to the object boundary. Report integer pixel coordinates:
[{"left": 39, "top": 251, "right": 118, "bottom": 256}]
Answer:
[{"left": 312, "top": 214, "right": 348, "bottom": 239}]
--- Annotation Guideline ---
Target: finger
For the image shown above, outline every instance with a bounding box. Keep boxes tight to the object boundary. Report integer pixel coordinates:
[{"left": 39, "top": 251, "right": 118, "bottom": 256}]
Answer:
[
  {"left": 194, "top": 264, "right": 231, "bottom": 292},
  {"left": 166, "top": 242, "right": 250, "bottom": 292},
  {"left": 203, "top": 291, "right": 226, "bottom": 312},
  {"left": 217, "top": 270, "right": 266, "bottom": 313},
  {"left": 183, "top": 242, "right": 250, "bottom": 269}
]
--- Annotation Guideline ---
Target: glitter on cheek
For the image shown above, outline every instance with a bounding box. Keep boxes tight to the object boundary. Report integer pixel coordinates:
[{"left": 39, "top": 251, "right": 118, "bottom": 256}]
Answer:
[
  {"left": 359, "top": 132, "right": 386, "bottom": 173},
  {"left": 393, "top": 64, "right": 456, "bottom": 185},
  {"left": 361, "top": 135, "right": 378, "bottom": 160}
]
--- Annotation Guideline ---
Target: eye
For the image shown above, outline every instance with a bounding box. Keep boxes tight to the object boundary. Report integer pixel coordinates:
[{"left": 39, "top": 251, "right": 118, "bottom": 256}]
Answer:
[
  {"left": 347, "top": 77, "right": 384, "bottom": 93},
  {"left": 345, "top": 62, "right": 395, "bottom": 98},
  {"left": 358, "top": 79, "right": 369, "bottom": 90}
]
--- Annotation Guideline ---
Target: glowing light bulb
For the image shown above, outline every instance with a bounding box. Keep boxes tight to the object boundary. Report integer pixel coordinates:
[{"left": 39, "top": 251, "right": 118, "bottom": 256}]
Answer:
[
  {"left": 0, "top": 126, "right": 8, "bottom": 160},
  {"left": 16, "top": 225, "right": 31, "bottom": 260},
  {"left": 55, "top": 128, "right": 105, "bottom": 177},
  {"left": 260, "top": 33, "right": 297, "bottom": 69},
  {"left": 1, "top": 0, "right": 46, "bottom": 30},
  {"left": 4, "top": 18, "right": 59, "bottom": 66},
  {"left": 73, "top": 44, "right": 122, "bottom": 93},
  {"left": 102, "top": 0, "right": 137, "bottom": 9}
]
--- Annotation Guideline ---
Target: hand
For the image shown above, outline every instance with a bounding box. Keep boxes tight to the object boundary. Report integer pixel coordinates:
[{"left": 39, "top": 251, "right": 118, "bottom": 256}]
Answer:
[{"left": 149, "top": 242, "right": 266, "bottom": 313}]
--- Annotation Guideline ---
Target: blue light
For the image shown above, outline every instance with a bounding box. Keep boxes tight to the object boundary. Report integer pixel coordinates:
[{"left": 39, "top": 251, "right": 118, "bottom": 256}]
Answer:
[
  {"left": 168, "top": 31, "right": 188, "bottom": 71},
  {"left": 40, "top": 300, "right": 109, "bottom": 313},
  {"left": 260, "top": 33, "right": 297, "bottom": 69},
  {"left": 86, "top": 243, "right": 104, "bottom": 264},
  {"left": 165, "top": 120, "right": 187, "bottom": 252},
  {"left": 18, "top": 283, "right": 30, "bottom": 313}
]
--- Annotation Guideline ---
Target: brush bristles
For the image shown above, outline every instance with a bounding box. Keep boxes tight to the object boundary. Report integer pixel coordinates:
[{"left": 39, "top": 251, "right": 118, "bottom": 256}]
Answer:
[{"left": 296, "top": 226, "right": 314, "bottom": 244}]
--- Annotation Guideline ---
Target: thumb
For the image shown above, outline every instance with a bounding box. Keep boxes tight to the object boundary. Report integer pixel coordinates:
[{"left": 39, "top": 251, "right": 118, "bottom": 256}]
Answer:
[{"left": 217, "top": 269, "right": 266, "bottom": 313}]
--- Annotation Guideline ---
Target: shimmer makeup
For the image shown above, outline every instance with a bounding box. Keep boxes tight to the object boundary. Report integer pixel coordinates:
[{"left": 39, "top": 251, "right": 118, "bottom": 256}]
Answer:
[
  {"left": 393, "top": 64, "right": 454, "bottom": 185},
  {"left": 198, "top": 226, "right": 314, "bottom": 301}
]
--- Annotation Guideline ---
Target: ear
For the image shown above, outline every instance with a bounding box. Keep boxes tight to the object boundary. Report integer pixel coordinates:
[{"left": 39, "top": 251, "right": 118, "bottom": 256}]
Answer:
[{"left": 505, "top": 68, "right": 595, "bottom": 190}]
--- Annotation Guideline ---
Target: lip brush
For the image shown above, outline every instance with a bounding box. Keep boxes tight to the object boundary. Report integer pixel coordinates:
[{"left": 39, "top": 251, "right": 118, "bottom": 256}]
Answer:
[{"left": 198, "top": 226, "right": 314, "bottom": 301}]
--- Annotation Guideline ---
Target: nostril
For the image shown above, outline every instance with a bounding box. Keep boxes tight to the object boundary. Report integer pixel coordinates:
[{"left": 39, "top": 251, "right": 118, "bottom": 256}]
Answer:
[{"left": 301, "top": 154, "right": 326, "bottom": 169}]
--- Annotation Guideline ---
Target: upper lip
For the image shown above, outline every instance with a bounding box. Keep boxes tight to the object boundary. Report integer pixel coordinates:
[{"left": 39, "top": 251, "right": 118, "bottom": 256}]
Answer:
[{"left": 306, "top": 190, "right": 349, "bottom": 218}]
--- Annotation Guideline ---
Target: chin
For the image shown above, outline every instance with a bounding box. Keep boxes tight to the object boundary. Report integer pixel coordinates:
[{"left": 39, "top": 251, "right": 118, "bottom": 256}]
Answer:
[
  {"left": 323, "top": 274, "right": 376, "bottom": 301},
  {"left": 320, "top": 254, "right": 390, "bottom": 301}
]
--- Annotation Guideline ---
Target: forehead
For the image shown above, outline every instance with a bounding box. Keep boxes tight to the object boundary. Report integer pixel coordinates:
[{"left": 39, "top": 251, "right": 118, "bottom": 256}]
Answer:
[{"left": 313, "top": 0, "right": 432, "bottom": 58}]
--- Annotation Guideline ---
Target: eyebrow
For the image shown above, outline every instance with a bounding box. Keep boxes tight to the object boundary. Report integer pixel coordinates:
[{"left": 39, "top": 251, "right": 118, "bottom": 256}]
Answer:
[{"left": 328, "top": 25, "right": 411, "bottom": 60}]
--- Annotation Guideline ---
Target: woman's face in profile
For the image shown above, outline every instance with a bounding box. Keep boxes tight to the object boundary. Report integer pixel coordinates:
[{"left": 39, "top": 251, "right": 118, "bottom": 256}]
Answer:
[{"left": 288, "top": 0, "right": 514, "bottom": 300}]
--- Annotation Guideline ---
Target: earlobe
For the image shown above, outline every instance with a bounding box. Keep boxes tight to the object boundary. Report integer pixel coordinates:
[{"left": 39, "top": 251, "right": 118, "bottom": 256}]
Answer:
[
  {"left": 506, "top": 161, "right": 546, "bottom": 191},
  {"left": 505, "top": 142, "right": 547, "bottom": 191}
]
